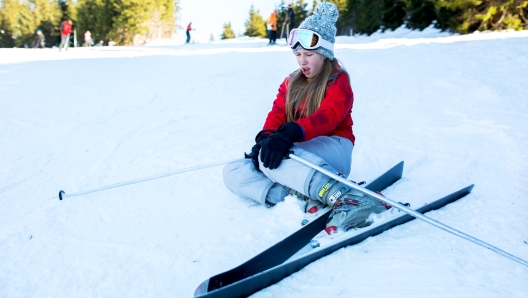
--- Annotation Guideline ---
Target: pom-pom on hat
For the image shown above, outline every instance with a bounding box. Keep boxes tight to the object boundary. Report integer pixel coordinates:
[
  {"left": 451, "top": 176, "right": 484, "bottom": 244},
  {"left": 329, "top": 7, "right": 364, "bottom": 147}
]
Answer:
[{"left": 294, "top": 2, "right": 339, "bottom": 60}]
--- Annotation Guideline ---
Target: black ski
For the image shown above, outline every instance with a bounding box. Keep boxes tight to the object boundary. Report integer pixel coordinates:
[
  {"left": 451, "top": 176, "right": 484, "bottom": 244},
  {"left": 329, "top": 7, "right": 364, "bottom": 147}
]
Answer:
[
  {"left": 194, "top": 161, "right": 405, "bottom": 297},
  {"left": 194, "top": 160, "right": 474, "bottom": 298}
]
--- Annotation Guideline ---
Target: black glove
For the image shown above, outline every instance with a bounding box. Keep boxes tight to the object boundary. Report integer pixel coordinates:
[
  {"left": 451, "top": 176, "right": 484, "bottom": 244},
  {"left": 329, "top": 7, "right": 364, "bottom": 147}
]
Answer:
[
  {"left": 249, "top": 130, "right": 274, "bottom": 172},
  {"left": 260, "top": 122, "right": 303, "bottom": 170}
]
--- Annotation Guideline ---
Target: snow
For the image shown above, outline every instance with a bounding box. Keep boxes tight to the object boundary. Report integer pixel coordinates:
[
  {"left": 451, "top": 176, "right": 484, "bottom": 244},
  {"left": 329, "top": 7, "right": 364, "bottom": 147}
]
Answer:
[{"left": 1, "top": 27, "right": 528, "bottom": 297}]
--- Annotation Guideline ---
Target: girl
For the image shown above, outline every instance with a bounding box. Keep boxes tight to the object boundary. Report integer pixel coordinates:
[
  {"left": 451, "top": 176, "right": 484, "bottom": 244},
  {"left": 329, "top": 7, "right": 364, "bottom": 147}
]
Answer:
[{"left": 223, "top": 3, "right": 389, "bottom": 233}]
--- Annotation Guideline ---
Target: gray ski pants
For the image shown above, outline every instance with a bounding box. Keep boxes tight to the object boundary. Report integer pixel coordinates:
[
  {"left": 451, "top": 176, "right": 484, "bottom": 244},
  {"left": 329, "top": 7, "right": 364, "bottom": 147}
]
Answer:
[{"left": 223, "top": 136, "right": 353, "bottom": 205}]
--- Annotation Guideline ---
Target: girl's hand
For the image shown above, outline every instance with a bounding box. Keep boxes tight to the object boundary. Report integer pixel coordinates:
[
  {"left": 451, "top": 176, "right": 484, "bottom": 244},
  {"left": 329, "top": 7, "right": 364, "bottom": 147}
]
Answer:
[{"left": 260, "top": 122, "right": 303, "bottom": 170}]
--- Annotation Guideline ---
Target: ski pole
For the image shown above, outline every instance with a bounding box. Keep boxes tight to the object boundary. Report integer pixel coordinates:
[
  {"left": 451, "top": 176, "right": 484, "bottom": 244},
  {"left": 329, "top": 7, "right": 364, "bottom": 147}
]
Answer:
[
  {"left": 287, "top": 153, "right": 528, "bottom": 268},
  {"left": 58, "top": 160, "right": 231, "bottom": 200}
]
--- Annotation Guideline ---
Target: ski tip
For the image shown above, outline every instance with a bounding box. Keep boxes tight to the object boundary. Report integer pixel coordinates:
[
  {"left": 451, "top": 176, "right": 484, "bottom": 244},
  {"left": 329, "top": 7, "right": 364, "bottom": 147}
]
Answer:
[
  {"left": 193, "top": 278, "right": 210, "bottom": 297},
  {"left": 395, "top": 161, "right": 404, "bottom": 175},
  {"left": 59, "top": 190, "right": 65, "bottom": 200}
]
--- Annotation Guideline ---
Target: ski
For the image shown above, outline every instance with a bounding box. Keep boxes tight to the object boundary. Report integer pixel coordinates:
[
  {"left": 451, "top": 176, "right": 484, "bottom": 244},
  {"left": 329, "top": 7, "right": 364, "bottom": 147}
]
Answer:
[
  {"left": 195, "top": 180, "right": 474, "bottom": 298},
  {"left": 194, "top": 161, "right": 405, "bottom": 298}
]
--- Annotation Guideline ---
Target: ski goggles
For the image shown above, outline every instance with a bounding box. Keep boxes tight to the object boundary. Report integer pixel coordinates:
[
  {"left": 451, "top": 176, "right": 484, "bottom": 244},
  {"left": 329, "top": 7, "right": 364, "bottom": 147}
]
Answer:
[{"left": 288, "top": 29, "right": 334, "bottom": 52}]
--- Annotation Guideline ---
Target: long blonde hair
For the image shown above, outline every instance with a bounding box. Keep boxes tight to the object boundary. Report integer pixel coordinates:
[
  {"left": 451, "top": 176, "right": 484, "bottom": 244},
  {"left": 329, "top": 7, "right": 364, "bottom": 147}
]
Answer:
[{"left": 285, "top": 58, "right": 340, "bottom": 122}]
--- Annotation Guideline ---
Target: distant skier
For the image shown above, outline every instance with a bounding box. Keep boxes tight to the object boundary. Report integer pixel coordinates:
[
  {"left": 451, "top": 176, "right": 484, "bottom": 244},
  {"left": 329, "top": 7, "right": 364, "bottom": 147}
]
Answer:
[
  {"left": 84, "top": 30, "right": 93, "bottom": 47},
  {"left": 59, "top": 20, "right": 73, "bottom": 51},
  {"left": 287, "top": 4, "right": 295, "bottom": 28},
  {"left": 186, "top": 22, "right": 193, "bottom": 43},
  {"left": 31, "top": 30, "right": 45, "bottom": 48},
  {"left": 224, "top": 3, "right": 389, "bottom": 234},
  {"left": 268, "top": 10, "right": 277, "bottom": 44},
  {"left": 286, "top": 4, "right": 295, "bottom": 40}
]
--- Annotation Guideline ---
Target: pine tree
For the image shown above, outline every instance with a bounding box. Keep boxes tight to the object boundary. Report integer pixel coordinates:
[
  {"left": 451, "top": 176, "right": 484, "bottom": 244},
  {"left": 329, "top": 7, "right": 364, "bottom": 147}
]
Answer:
[
  {"left": 0, "top": 0, "right": 61, "bottom": 47},
  {"left": 32, "top": 0, "right": 62, "bottom": 47},
  {"left": 292, "top": 0, "right": 309, "bottom": 28},
  {"left": 76, "top": 0, "right": 178, "bottom": 46},
  {"left": 244, "top": 5, "right": 267, "bottom": 37},
  {"left": 107, "top": 0, "right": 156, "bottom": 45},
  {"left": 0, "top": 0, "right": 19, "bottom": 47},
  {"left": 381, "top": 0, "right": 406, "bottom": 31},
  {"left": 406, "top": 0, "right": 437, "bottom": 30},
  {"left": 143, "top": 0, "right": 177, "bottom": 40},
  {"left": 347, "top": 0, "right": 384, "bottom": 35},
  {"left": 326, "top": 0, "right": 348, "bottom": 34},
  {"left": 434, "top": 0, "right": 528, "bottom": 33},
  {"left": 76, "top": 0, "right": 116, "bottom": 45},
  {"left": 58, "top": 0, "right": 76, "bottom": 22},
  {"left": 221, "top": 22, "right": 235, "bottom": 39}
]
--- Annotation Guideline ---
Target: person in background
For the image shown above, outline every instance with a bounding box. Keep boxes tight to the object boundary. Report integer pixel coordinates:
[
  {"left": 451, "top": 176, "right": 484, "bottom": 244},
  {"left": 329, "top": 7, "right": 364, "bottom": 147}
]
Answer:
[
  {"left": 186, "top": 22, "right": 193, "bottom": 44},
  {"left": 287, "top": 4, "right": 295, "bottom": 39},
  {"left": 31, "top": 30, "right": 45, "bottom": 49},
  {"left": 59, "top": 20, "right": 73, "bottom": 51},
  {"left": 268, "top": 10, "right": 277, "bottom": 44},
  {"left": 84, "top": 31, "right": 93, "bottom": 47}
]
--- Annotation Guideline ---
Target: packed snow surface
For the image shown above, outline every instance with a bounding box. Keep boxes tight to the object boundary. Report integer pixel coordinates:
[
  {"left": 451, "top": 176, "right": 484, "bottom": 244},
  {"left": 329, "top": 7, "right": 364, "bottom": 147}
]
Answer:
[{"left": 1, "top": 27, "right": 528, "bottom": 297}]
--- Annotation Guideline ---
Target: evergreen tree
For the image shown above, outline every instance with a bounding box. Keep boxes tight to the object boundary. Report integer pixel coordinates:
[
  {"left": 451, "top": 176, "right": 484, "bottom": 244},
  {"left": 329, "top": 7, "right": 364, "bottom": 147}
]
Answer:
[
  {"left": 244, "top": 5, "right": 267, "bottom": 37},
  {"left": 0, "top": 0, "right": 19, "bottom": 47},
  {"left": 381, "top": 0, "right": 406, "bottom": 31},
  {"left": 292, "top": 0, "right": 310, "bottom": 28},
  {"left": 221, "top": 22, "right": 235, "bottom": 39},
  {"left": 140, "top": 0, "right": 177, "bottom": 42},
  {"left": 108, "top": 0, "right": 156, "bottom": 45},
  {"left": 76, "top": 0, "right": 178, "bottom": 46},
  {"left": 347, "top": 0, "right": 384, "bottom": 35},
  {"left": 59, "top": 0, "right": 76, "bottom": 22},
  {"left": 10, "top": 0, "right": 36, "bottom": 47},
  {"left": 76, "top": 0, "right": 116, "bottom": 45},
  {"left": 434, "top": 0, "right": 528, "bottom": 33},
  {"left": 32, "top": 0, "right": 62, "bottom": 47},
  {"left": 406, "top": 0, "right": 437, "bottom": 30},
  {"left": 326, "top": 0, "right": 348, "bottom": 34},
  {"left": 0, "top": 0, "right": 61, "bottom": 47}
]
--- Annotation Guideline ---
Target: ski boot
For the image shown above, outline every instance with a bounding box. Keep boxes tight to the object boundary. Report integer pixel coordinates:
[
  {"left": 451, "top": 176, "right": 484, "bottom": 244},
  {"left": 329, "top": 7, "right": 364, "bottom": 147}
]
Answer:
[{"left": 318, "top": 179, "right": 389, "bottom": 235}]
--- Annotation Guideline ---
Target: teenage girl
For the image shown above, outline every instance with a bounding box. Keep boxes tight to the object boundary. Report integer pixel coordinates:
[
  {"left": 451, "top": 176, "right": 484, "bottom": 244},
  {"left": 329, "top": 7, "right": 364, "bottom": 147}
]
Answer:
[{"left": 223, "top": 3, "right": 389, "bottom": 233}]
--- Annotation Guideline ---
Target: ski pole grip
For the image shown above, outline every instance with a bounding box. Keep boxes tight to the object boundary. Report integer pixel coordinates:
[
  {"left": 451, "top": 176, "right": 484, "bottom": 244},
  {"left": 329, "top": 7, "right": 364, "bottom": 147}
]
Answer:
[{"left": 59, "top": 190, "right": 66, "bottom": 200}]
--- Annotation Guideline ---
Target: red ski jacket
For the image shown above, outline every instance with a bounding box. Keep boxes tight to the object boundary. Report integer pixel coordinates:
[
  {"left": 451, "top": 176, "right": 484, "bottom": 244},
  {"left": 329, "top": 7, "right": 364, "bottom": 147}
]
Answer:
[
  {"left": 61, "top": 21, "right": 73, "bottom": 36},
  {"left": 263, "top": 63, "right": 355, "bottom": 144}
]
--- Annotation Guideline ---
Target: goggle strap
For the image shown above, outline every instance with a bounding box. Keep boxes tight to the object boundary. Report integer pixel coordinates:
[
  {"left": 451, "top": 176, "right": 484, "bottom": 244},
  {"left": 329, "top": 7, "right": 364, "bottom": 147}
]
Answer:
[{"left": 318, "top": 39, "right": 334, "bottom": 52}]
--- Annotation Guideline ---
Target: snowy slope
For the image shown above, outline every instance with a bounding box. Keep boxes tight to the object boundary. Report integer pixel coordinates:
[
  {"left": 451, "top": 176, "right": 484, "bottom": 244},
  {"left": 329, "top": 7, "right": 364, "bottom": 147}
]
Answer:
[{"left": 1, "top": 28, "right": 527, "bottom": 297}]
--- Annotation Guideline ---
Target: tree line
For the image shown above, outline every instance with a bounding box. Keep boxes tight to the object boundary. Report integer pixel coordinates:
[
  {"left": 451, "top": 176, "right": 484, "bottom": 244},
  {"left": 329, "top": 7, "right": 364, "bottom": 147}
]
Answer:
[
  {"left": 229, "top": 0, "right": 528, "bottom": 40},
  {"left": 0, "top": 0, "right": 178, "bottom": 47},
  {"left": 2, "top": 0, "right": 525, "bottom": 47}
]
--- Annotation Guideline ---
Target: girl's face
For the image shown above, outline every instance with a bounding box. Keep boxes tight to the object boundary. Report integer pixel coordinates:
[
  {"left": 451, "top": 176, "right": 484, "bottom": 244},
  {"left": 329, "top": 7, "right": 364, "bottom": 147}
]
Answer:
[{"left": 295, "top": 49, "right": 325, "bottom": 79}]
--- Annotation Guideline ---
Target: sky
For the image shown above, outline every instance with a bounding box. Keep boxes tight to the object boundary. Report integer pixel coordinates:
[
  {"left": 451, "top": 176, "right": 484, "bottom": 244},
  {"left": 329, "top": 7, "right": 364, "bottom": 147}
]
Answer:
[{"left": 176, "top": 0, "right": 301, "bottom": 43}]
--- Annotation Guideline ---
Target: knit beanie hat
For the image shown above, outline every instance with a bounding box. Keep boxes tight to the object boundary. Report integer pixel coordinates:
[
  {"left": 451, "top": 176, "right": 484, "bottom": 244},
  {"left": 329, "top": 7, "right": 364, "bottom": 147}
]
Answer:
[{"left": 294, "top": 2, "right": 339, "bottom": 60}]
